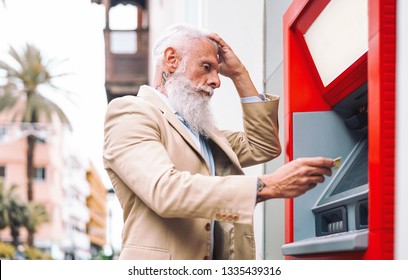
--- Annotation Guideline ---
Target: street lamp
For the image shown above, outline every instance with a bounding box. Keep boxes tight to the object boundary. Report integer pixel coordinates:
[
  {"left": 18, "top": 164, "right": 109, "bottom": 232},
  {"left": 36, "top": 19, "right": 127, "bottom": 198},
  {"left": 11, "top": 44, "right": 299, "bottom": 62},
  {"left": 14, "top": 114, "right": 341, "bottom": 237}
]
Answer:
[{"left": 105, "top": 188, "right": 115, "bottom": 259}]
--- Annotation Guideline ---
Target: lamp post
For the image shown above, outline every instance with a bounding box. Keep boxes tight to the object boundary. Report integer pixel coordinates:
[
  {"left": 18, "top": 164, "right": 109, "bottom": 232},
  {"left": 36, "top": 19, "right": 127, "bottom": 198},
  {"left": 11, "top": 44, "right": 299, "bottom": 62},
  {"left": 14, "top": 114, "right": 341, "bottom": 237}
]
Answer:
[{"left": 104, "top": 188, "right": 115, "bottom": 259}]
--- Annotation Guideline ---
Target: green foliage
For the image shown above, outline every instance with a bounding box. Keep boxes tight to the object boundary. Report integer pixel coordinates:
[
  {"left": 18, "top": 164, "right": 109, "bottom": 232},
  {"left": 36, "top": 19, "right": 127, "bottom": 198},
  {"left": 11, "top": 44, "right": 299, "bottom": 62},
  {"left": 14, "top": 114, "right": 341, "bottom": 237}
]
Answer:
[
  {"left": 23, "top": 245, "right": 51, "bottom": 260},
  {"left": 94, "top": 248, "right": 114, "bottom": 260},
  {"left": 0, "top": 242, "right": 16, "bottom": 259},
  {"left": 25, "top": 201, "right": 50, "bottom": 233},
  {"left": 0, "top": 182, "right": 49, "bottom": 246},
  {"left": 0, "top": 181, "right": 10, "bottom": 230},
  {"left": 0, "top": 182, "right": 26, "bottom": 230},
  {"left": 0, "top": 182, "right": 29, "bottom": 245}
]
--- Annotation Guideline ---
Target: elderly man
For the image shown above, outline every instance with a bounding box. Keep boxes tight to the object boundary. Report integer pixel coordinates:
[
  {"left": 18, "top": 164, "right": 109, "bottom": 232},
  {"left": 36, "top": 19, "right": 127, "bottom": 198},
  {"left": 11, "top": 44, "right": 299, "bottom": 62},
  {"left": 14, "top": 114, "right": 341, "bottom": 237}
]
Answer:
[{"left": 103, "top": 24, "right": 334, "bottom": 260}]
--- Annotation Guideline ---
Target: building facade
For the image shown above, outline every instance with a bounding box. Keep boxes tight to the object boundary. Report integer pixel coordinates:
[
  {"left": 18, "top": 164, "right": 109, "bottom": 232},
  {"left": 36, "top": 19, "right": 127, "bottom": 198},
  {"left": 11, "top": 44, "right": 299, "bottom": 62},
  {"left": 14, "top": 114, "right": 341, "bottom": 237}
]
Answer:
[
  {"left": 86, "top": 163, "right": 108, "bottom": 258},
  {"left": 0, "top": 121, "right": 108, "bottom": 259}
]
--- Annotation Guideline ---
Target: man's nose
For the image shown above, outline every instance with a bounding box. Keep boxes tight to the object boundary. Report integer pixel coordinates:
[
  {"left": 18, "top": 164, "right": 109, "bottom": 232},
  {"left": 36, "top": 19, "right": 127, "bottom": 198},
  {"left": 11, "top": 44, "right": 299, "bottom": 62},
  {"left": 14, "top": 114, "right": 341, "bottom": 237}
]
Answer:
[{"left": 208, "top": 72, "right": 221, "bottom": 89}]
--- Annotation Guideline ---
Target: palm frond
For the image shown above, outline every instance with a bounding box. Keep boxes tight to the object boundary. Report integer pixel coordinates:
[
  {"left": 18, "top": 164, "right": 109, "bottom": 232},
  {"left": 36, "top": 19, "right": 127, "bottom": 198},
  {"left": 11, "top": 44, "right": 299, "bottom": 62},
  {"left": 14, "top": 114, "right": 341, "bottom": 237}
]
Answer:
[
  {"left": 0, "top": 43, "right": 73, "bottom": 129},
  {"left": 2, "top": 44, "right": 58, "bottom": 92},
  {"left": 1, "top": 184, "right": 27, "bottom": 227},
  {"left": 25, "top": 202, "right": 49, "bottom": 232},
  {"left": 36, "top": 94, "right": 72, "bottom": 128},
  {"left": 0, "top": 60, "right": 20, "bottom": 79},
  {"left": 16, "top": 93, "right": 71, "bottom": 128},
  {"left": 46, "top": 83, "right": 79, "bottom": 108},
  {"left": 8, "top": 45, "right": 25, "bottom": 72},
  {"left": 6, "top": 184, "right": 20, "bottom": 200},
  {"left": 0, "top": 85, "right": 20, "bottom": 112}
]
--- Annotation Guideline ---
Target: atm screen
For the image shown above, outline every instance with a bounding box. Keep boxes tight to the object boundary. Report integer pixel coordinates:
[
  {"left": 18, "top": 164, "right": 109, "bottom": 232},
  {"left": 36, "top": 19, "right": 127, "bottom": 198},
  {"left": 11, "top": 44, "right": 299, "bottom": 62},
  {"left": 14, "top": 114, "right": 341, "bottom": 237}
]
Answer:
[
  {"left": 331, "top": 141, "right": 368, "bottom": 196},
  {"left": 315, "top": 134, "right": 368, "bottom": 207},
  {"left": 313, "top": 134, "right": 368, "bottom": 238}
]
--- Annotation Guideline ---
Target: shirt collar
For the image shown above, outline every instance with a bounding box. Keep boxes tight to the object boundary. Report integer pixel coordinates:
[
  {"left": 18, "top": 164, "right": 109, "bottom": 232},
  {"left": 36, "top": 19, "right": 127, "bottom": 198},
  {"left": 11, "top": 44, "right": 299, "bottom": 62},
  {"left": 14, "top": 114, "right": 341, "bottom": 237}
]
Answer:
[{"left": 150, "top": 87, "right": 177, "bottom": 114}]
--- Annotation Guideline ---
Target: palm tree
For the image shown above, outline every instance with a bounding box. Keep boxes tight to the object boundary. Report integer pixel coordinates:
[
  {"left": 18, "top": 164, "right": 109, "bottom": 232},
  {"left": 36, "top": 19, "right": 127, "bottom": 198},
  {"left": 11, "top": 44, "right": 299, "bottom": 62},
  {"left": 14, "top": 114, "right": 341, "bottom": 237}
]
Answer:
[
  {"left": 0, "top": 181, "right": 10, "bottom": 231},
  {"left": 25, "top": 201, "right": 49, "bottom": 247},
  {"left": 0, "top": 43, "right": 71, "bottom": 246},
  {"left": 7, "top": 194, "right": 29, "bottom": 248},
  {"left": 0, "top": 181, "right": 50, "bottom": 249},
  {"left": 0, "top": 182, "right": 29, "bottom": 247}
]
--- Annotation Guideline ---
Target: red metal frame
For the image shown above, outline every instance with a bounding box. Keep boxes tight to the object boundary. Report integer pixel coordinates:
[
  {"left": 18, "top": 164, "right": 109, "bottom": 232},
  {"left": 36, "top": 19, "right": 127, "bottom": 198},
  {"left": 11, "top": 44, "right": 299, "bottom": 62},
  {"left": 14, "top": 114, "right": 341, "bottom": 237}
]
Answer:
[{"left": 283, "top": 0, "right": 396, "bottom": 259}]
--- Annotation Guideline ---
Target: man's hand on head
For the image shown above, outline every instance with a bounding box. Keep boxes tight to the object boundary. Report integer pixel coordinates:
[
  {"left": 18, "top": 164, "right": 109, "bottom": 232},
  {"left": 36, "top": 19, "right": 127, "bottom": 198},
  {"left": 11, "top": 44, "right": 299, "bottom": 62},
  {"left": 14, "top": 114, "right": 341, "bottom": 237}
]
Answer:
[
  {"left": 208, "top": 32, "right": 260, "bottom": 99},
  {"left": 208, "top": 33, "right": 247, "bottom": 79}
]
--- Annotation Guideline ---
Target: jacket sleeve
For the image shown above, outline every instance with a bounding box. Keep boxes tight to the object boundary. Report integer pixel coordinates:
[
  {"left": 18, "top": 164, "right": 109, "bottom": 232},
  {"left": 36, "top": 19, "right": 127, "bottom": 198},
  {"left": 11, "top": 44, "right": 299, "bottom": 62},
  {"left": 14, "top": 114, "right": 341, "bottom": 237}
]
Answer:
[{"left": 224, "top": 94, "right": 281, "bottom": 168}]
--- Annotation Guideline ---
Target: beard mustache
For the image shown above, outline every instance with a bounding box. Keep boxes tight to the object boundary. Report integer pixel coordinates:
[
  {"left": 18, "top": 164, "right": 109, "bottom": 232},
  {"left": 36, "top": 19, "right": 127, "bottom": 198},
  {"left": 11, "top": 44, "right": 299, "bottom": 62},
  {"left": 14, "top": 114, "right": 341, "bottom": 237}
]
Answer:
[{"left": 165, "top": 73, "right": 217, "bottom": 138}]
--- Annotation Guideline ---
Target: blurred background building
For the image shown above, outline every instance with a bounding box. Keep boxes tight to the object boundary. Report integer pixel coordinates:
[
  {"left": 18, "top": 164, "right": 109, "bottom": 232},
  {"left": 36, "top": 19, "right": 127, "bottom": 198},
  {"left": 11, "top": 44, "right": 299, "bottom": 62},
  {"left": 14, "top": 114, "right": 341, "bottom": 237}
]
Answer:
[{"left": 0, "top": 121, "right": 110, "bottom": 259}]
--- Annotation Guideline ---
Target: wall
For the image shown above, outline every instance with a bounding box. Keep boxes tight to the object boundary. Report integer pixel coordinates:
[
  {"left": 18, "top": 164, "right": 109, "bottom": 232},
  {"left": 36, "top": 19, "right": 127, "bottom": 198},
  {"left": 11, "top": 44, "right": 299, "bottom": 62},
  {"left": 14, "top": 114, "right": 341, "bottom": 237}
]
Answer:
[{"left": 263, "top": 0, "right": 292, "bottom": 260}]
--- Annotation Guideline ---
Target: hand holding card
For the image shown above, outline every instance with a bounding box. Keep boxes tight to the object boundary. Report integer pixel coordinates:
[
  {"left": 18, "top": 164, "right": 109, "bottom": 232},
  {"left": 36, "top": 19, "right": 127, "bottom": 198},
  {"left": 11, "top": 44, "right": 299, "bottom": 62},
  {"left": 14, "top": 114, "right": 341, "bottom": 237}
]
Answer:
[{"left": 332, "top": 157, "right": 341, "bottom": 170}]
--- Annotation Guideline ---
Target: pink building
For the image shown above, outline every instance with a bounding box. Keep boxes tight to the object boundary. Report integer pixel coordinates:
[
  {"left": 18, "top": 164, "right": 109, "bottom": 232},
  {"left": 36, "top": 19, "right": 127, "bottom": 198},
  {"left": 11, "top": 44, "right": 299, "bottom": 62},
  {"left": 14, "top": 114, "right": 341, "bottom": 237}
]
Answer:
[{"left": 0, "top": 121, "right": 96, "bottom": 259}]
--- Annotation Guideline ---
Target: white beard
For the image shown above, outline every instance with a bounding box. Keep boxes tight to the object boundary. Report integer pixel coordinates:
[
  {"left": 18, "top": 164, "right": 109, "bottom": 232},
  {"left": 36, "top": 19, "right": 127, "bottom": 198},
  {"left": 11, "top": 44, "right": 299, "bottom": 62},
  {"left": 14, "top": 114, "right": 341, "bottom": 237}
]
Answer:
[{"left": 166, "top": 73, "right": 217, "bottom": 138}]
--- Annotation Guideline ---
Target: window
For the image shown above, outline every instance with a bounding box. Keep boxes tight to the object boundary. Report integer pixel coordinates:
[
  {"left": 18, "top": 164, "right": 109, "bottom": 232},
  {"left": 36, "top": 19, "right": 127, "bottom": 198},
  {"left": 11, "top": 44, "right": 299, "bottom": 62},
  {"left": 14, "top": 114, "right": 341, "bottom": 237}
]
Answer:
[
  {"left": 109, "top": 4, "right": 138, "bottom": 54},
  {"left": 36, "top": 137, "right": 46, "bottom": 144},
  {"left": 34, "top": 167, "right": 46, "bottom": 180},
  {"left": 109, "top": 4, "right": 138, "bottom": 30},
  {"left": 0, "top": 127, "right": 6, "bottom": 141},
  {"left": 0, "top": 166, "right": 5, "bottom": 178}
]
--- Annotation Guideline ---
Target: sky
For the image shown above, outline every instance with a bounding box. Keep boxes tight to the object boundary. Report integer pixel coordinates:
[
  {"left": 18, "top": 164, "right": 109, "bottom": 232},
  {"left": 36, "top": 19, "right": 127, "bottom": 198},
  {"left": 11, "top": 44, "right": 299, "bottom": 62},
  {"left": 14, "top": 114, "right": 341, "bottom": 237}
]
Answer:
[
  {"left": 0, "top": 0, "right": 123, "bottom": 250},
  {"left": 0, "top": 0, "right": 106, "bottom": 171}
]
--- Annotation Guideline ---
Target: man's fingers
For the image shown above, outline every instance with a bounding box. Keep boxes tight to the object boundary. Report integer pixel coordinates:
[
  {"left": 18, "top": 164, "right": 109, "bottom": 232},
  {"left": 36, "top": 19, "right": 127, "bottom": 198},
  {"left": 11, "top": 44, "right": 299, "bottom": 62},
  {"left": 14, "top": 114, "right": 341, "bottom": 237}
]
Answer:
[
  {"left": 208, "top": 32, "right": 221, "bottom": 42},
  {"left": 209, "top": 33, "right": 227, "bottom": 47},
  {"left": 208, "top": 33, "right": 233, "bottom": 56},
  {"left": 295, "top": 162, "right": 333, "bottom": 177},
  {"left": 296, "top": 157, "right": 336, "bottom": 169},
  {"left": 309, "top": 174, "right": 326, "bottom": 184},
  {"left": 310, "top": 166, "right": 332, "bottom": 177}
]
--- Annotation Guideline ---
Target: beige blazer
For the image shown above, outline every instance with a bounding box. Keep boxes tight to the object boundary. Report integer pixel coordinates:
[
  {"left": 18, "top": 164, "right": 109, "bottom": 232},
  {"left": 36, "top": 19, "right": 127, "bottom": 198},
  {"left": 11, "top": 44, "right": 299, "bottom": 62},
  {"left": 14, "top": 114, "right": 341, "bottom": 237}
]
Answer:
[{"left": 103, "top": 85, "right": 280, "bottom": 260}]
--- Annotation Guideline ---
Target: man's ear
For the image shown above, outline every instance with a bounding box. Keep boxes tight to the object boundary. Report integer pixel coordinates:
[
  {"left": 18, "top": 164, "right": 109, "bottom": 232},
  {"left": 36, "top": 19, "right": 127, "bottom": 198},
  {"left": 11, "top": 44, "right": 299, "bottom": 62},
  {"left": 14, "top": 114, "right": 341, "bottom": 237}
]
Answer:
[{"left": 164, "top": 47, "right": 180, "bottom": 74}]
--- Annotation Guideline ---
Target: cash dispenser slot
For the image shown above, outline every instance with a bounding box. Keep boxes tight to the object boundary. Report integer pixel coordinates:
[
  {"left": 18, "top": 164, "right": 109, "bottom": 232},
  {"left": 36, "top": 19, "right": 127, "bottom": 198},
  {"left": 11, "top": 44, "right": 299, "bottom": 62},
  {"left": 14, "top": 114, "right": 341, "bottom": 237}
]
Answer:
[
  {"left": 316, "top": 207, "right": 347, "bottom": 236},
  {"left": 356, "top": 199, "right": 368, "bottom": 230}
]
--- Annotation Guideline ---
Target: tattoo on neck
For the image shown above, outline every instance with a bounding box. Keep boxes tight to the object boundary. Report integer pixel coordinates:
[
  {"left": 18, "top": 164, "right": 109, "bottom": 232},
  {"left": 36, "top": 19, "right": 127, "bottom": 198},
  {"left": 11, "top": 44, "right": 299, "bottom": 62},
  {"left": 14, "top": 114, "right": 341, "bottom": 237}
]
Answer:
[{"left": 162, "top": 71, "right": 168, "bottom": 85}]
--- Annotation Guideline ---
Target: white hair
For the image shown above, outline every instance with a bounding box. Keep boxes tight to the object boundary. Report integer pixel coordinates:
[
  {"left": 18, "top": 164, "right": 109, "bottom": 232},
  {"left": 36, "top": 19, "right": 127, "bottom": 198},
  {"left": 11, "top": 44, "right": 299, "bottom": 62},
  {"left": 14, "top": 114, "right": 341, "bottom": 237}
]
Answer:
[{"left": 152, "top": 24, "right": 218, "bottom": 74}]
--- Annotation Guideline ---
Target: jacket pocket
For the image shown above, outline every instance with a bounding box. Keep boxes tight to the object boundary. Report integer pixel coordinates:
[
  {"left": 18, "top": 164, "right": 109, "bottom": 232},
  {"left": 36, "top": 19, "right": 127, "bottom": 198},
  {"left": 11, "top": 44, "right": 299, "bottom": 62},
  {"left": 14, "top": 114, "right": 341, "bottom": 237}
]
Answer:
[{"left": 119, "top": 245, "right": 171, "bottom": 260}]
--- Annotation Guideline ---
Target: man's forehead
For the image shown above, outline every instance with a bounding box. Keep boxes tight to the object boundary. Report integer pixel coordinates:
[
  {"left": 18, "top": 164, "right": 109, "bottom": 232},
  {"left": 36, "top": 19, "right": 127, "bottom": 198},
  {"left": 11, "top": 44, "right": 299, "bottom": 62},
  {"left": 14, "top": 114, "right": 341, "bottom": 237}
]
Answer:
[{"left": 188, "top": 39, "right": 219, "bottom": 61}]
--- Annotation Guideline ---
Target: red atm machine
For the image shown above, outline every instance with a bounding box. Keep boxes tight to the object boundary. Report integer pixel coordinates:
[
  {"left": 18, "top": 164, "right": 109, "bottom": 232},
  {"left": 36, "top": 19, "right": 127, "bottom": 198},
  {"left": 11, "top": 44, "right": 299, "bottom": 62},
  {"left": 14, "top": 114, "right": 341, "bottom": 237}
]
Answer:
[{"left": 282, "top": 0, "right": 396, "bottom": 259}]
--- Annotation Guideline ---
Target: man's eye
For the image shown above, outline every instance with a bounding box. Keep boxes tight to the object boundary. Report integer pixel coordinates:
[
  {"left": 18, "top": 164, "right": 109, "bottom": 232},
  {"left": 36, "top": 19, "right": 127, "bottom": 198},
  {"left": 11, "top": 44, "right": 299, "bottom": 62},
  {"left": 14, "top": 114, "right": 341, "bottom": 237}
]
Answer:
[{"left": 203, "top": 64, "right": 211, "bottom": 72}]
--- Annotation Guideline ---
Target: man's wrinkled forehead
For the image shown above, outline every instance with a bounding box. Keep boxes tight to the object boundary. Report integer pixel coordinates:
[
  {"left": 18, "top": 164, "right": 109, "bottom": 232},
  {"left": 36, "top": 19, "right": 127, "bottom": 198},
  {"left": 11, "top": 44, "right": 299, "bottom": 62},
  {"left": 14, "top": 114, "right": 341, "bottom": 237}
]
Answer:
[{"left": 186, "top": 36, "right": 219, "bottom": 57}]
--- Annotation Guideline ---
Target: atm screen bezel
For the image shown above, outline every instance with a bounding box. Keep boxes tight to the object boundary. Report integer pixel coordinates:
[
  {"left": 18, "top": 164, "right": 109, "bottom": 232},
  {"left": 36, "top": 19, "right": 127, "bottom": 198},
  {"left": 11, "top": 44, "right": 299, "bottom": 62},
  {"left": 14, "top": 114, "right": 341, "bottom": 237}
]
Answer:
[{"left": 312, "top": 134, "right": 368, "bottom": 212}]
